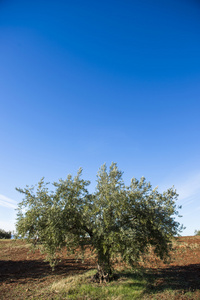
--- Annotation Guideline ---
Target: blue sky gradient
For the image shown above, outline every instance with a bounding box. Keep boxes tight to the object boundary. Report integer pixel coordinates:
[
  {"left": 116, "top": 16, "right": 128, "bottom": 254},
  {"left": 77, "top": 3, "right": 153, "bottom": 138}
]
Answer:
[{"left": 0, "top": 0, "right": 200, "bottom": 235}]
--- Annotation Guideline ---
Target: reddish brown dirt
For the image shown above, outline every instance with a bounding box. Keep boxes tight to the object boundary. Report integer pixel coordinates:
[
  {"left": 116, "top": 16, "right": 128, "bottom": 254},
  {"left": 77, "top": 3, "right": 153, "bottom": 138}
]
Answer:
[
  {"left": 0, "top": 241, "right": 95, "bottom": 299},
  {"left": 0, "top": 236, "right": 200, "bottom": 299},
  {"left": 140, "top": 236, "right": 200, "bottom": 299}
]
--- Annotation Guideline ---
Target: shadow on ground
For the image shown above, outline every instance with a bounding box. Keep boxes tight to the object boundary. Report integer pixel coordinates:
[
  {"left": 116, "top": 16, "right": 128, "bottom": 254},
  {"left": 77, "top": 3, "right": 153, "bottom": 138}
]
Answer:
[
  {"left": 0, "top": 259, "right": 92, "bottom": 284},
  {"left": 143, "top": 264, "right": 200, "bottom": 293}
]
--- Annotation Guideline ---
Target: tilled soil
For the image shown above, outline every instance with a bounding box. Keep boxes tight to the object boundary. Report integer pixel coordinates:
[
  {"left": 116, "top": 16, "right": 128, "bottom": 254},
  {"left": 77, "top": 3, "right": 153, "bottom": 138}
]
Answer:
[
  {"left": 0, "top": 241, "right": 95, "bottom": 299},
  {"left": 0, "top": 236, "right": 200, "bottom": 299}
]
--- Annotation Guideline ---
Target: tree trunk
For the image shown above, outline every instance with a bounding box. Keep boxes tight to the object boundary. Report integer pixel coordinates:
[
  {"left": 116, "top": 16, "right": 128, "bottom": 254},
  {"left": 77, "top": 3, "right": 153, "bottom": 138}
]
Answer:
[{"left": 94, "top": 249, "right": 112, "bottom": 283}]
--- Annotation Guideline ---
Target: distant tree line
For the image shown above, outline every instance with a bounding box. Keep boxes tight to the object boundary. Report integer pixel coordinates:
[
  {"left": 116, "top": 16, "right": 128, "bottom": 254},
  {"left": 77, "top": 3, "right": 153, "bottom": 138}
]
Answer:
[{"left": 0, "top": 229, "right": 11, "bottom": 239}]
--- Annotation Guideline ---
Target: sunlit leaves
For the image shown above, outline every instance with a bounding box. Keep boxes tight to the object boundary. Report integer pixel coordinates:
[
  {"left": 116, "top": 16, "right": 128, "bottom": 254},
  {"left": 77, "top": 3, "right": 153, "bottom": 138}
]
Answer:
[{"left": 16, "top": 162, "right": 183, "bottom": 276}]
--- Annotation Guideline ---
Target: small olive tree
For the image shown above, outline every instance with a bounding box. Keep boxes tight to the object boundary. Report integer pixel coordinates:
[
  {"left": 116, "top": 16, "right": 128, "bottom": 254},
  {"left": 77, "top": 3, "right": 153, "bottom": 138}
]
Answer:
[
  {"left": 16, "top": 163, "right": 183, "bottom": 282},
  {"left": 194, "top": 230, "right": 200, "bottom": 236}
]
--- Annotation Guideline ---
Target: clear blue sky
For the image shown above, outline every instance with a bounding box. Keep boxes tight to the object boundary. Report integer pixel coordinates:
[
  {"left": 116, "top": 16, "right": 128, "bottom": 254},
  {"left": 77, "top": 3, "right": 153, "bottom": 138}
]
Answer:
[{"left": 0, "top": 0, "right": 200, "bottom": 235}]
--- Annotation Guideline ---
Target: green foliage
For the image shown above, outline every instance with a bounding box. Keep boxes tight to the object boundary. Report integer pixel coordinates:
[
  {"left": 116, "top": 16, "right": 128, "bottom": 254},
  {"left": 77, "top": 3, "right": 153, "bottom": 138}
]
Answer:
[
  {"left": 51, "top": 269, "right": 146, "bottom": 299},
  {"left": 0, "top": 228, "right": 11, "bottom": 239},
  {"left": 16, "top": 163, "right": 183, "bottom": 280},
  {"left": 194, "top": 229, "right": 200, "bottom": 236}
]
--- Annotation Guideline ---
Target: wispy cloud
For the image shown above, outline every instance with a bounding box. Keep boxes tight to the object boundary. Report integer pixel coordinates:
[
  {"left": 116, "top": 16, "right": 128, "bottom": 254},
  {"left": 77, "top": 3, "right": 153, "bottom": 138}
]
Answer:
[
  {"left": 0, "top": 220, "right": 16, "bottom": 232},
  {"left": 159, "top": 171, "right": 200, "bottom": 236},
  {"left": 158, "top": 171, "right": 200, "bottom": 207},
  {"left": 176, "top": 172, "right": 200, "bottom": 204},
  {"left": 0, "top": 194, "right": 17, "bottom": 209}
]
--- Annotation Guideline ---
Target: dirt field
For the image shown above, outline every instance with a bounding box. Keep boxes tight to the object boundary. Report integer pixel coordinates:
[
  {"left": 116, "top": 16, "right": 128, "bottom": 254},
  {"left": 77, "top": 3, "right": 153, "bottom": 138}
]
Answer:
[
  {"left": 0, "top": 236, "right": 200, "bottom": 299},
  {"left": 0, "top": 240, "right": 96, "bottom": 299}
]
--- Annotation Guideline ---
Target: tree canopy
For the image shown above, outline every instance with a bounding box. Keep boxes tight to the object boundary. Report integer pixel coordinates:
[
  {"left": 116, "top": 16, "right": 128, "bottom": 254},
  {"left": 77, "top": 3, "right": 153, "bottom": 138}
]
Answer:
[{"left": 16, "top": 163, "right": 183, "bottom": 282}]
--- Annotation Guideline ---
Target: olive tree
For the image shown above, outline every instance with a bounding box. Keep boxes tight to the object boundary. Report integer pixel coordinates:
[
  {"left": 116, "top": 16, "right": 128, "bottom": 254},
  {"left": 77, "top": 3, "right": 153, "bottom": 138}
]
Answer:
[
  {"left": 16, "top": 163, "right": 183, "bottom": 282},
  {"left": 194, "top": 229, "right": 200, "bottom": 236}
]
